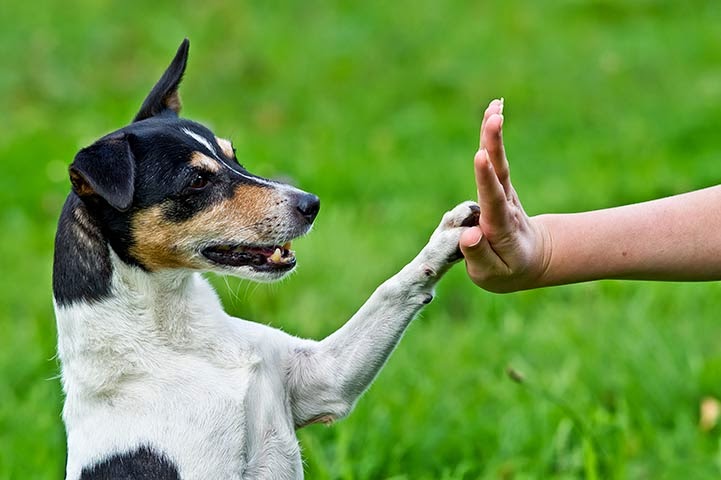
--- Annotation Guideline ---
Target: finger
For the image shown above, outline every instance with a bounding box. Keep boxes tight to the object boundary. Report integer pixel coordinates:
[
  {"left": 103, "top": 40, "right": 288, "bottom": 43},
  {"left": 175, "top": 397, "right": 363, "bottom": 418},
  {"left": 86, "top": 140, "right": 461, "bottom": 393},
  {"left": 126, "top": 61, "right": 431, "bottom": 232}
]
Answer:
[
  {"left": 460, "top": 225, "right": 483, "bottom": 247},
  {"left": 480, "top": 99, "right": 504, "bottom": 149},
  {"left": 458, "top": 227, "right": 506, "bottom": 280},
  {"left": 474, "top": 149, "right": 511, "bottom": 236},
  {"left": 482, "top": 112, "right": 512, "bottom": 194},
  {"left": 480, "top": 99, "right": 503, "bottom": 148}
]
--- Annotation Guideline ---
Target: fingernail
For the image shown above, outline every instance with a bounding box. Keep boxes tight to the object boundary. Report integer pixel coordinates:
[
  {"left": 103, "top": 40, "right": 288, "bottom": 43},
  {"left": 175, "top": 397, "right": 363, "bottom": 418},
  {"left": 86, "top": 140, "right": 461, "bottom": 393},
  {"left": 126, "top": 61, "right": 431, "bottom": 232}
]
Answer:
[
  {"left": 464, "top": 226, "right": 483, "bottom": 248},
  {"left": 499, "top": 97, "right": 505, "bottom": 115}
]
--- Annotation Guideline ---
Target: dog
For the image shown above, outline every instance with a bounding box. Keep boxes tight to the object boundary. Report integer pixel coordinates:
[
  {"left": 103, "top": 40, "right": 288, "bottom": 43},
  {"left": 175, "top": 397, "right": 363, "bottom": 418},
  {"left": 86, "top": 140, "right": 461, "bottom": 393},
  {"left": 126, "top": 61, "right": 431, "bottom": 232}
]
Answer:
[{"left": 52, "top": 39, "right": 479, "bottom": 479}]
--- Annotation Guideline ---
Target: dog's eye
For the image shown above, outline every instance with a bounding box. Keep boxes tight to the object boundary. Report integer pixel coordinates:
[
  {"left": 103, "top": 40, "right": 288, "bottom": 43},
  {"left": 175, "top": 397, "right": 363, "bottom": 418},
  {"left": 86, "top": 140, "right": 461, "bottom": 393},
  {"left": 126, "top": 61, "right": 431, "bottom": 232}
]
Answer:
[{"left": 188, "top": 174, "right": 209, "bottom": 191}]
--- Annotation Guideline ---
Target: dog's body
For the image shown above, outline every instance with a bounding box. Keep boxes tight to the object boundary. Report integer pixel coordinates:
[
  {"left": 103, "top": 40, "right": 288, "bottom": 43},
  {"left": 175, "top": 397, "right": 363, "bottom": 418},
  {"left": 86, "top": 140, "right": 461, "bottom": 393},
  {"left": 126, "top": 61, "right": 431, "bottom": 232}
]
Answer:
[{"left": 53, "top": 40, "right": 478, "bottom": 479}]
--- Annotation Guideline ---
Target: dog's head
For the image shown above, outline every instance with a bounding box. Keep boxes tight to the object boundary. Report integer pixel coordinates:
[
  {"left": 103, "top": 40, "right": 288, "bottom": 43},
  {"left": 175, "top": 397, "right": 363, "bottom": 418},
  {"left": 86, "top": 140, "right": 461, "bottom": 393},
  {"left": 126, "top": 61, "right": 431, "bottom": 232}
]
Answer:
[{"left": 69, "top": 39, "right": 319, "bottom": 282}]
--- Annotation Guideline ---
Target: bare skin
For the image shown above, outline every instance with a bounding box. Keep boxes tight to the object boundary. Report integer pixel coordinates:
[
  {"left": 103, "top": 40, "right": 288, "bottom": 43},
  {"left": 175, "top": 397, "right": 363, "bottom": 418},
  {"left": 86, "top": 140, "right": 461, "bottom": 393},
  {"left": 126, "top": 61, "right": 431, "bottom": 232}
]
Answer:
[{"left": 459, "top": 98, "right": 721, "bottom": 293}]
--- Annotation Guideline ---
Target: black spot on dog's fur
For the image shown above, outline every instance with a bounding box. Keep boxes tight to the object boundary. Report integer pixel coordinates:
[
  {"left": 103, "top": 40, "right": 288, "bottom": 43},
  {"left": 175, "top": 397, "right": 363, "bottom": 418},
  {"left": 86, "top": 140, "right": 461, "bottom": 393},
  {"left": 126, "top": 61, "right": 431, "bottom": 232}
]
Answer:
[{"left": 80, "top": 446, "right": 180, "bottom": 480}]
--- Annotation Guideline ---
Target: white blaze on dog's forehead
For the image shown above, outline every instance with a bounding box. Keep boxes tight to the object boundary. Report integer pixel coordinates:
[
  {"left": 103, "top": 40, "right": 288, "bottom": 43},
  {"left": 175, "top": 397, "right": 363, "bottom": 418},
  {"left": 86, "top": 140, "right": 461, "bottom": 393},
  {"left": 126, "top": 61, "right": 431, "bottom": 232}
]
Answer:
[
  {"left": 181, "top": 129, "right": 294, "bottom": 190},
  {"left": 182, "top": 128, "right": 218, "bottom": 158},
  {"left": 215, "top": 159, "right": 280, "bottom": 188}
]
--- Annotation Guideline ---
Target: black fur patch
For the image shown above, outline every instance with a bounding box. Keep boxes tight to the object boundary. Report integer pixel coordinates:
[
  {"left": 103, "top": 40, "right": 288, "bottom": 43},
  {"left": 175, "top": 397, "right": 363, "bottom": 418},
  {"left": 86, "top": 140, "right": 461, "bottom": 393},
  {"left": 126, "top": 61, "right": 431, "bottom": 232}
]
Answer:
[
  {"left": 133, "top": 39, "right": 189, "bottom": 122},
  {"left": 80, "top": 446, "right": 180, "bottom": 480},
  {"left": 122, "top": 120, "right": 246, "bottom": 223},
  {"left": 70, "top": 135, "right": 136, "bottom": 212},
  {"left": 53, "top": 195, "right": 113, "bottom": 306}
]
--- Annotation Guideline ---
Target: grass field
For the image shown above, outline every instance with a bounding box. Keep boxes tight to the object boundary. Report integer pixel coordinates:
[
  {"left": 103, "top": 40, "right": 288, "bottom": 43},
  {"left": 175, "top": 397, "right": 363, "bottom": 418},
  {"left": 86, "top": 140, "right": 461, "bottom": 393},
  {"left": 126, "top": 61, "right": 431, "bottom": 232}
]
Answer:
[{"left": 2, "top": 1, "right": 721, "bottom": 478}]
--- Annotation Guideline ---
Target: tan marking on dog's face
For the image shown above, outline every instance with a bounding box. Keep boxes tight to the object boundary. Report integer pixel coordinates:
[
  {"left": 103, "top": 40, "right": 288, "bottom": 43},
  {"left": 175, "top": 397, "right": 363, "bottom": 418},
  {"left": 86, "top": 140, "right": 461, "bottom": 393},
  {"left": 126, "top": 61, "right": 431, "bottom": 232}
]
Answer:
[
  {"left": 130, "top": 184, "right": 279, "bottom": 271},
  {"left": 215, "top": 137, "right": 234, "bottom": 159},
  {"left": 189, "top": 151, "right": 221, "bottom": 173}
]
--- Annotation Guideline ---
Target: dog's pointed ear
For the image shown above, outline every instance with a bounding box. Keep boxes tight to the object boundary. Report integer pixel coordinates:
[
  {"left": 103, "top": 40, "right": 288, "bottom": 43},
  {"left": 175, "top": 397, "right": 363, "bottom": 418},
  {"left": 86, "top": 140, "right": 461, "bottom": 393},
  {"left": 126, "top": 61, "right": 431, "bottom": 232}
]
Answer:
[
  {"left": 133, "top": 39, "right": 190, "bottom": 122},
  {"left": 69, "top": 134, "right": 135, "bottom": 211}
]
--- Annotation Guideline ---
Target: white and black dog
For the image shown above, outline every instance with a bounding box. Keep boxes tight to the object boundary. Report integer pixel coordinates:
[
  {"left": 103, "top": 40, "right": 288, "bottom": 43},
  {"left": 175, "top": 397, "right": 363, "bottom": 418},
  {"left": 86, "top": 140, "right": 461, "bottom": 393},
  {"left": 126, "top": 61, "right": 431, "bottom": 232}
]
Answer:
[{"left": 53, "top": 39, "right": 479, "bottom": 479}]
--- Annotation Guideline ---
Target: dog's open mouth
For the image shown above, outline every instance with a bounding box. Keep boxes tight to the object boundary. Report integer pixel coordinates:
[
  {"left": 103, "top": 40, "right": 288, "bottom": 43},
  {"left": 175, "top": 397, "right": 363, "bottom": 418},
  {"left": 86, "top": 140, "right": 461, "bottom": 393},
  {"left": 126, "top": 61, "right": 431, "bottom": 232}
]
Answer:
[{"left": 202, "top": 241, "right": 296, "bottom": 271}]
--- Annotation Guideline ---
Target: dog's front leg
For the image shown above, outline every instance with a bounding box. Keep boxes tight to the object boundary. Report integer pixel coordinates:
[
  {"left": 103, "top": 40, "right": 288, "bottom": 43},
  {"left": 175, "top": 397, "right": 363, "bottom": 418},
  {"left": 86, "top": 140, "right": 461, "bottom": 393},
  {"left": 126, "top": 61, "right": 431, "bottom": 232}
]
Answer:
[{"left": 288, "top": 201, "right": 479, "bottom": 428}]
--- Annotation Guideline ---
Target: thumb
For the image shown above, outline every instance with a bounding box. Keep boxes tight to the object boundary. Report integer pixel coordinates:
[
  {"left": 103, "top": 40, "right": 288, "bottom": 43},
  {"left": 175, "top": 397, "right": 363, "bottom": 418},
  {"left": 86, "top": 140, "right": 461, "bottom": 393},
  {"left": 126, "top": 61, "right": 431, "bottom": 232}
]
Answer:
[
  {"left": 459, "top": 226, "right": 506, "bottom": 282},
  {"left": 459, "top": 226, "right": 483, "bottom": 252},
  {"left": 459, "top": 226, "right": 495, "bottom": 263}
]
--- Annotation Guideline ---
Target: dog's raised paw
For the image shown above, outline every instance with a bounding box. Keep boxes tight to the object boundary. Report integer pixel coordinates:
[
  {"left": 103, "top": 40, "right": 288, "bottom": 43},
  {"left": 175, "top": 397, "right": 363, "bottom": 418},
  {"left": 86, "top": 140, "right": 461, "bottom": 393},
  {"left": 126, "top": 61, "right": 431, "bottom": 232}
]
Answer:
[
  {"left": 438, "top": 201, "right": 480, "bottom": 231},
  {"left": 423, "top": 201, "right": 480, "bottom": 266}
]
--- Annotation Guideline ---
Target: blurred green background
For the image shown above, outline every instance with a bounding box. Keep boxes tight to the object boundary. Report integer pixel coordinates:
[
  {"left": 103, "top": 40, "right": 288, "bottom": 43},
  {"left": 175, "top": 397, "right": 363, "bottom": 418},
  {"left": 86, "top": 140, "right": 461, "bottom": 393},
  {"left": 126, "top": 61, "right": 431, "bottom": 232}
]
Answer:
[{"left": 2, "top": 1, "right": 721, "bottom": 478}]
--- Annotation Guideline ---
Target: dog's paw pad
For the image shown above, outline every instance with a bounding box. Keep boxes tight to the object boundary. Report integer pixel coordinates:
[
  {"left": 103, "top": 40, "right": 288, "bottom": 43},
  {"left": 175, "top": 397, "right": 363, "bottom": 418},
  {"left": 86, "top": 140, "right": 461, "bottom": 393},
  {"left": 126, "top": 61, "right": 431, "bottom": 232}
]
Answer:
[{"left": 461, "top": 204, "right": 481, "bottom": 227}]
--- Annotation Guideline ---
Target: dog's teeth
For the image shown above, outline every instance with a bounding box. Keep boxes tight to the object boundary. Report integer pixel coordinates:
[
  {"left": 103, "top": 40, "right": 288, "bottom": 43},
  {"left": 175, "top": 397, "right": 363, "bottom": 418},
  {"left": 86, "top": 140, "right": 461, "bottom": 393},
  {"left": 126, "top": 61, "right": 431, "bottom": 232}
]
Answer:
[
  {"left": 270, "top": 248, "right": 283, "bottom": 263},
  {"left": 283, "top": 241, "right": 292, "bottom": 250}
]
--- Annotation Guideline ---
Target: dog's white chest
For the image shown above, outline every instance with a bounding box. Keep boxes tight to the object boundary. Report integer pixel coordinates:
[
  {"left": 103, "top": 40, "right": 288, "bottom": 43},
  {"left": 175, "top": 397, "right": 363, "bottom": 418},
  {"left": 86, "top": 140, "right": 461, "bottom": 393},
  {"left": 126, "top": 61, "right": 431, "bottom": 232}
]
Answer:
[
  {"left": 58, "top": 276, "right": 306, "bottom": 479},
  {"left": 63, "top": 355, "right": 255, "bottom": 479}
]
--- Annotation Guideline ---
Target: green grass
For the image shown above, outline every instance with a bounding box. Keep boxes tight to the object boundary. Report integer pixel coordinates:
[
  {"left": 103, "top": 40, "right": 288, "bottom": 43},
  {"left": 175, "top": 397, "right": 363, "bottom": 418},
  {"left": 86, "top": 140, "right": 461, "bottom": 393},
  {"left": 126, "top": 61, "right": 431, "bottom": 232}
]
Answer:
[{"left": 2, "top": 1, "right": 721, "bottom": 478}]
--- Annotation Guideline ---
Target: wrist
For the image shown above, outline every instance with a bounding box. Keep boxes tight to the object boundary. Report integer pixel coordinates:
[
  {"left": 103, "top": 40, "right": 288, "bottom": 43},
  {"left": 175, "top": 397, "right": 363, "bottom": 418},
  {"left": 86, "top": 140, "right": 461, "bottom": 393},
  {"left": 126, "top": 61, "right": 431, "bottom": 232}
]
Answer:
[{"left": 528, "top": 215, "right": 554, "bottom": 289}]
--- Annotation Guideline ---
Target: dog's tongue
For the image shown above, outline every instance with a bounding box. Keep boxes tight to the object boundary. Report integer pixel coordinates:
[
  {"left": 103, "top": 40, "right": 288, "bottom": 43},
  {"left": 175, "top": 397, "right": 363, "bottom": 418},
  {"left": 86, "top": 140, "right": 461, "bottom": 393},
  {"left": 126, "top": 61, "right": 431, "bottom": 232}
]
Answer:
[
  {"left": 243, "top": 242, "right": 293, "bottom": 261},
  {"left": 244, "top": 246, "right": 276, "bottom": 256}
]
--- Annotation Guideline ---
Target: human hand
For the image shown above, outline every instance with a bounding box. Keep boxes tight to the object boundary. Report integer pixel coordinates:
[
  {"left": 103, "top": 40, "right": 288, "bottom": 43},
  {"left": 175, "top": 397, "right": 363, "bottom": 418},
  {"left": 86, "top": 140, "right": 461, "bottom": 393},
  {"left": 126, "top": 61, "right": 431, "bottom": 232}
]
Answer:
[{"left": 459, "top": 99, "right": 551, "bottom": 293}]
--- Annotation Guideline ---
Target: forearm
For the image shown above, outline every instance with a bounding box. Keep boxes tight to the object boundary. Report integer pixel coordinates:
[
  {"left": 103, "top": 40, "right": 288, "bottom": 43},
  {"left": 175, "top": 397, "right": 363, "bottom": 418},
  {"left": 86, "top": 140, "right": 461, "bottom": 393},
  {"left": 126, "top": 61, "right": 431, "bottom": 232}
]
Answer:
[{"left": 534, "top": 185, "right": 721, "bottom": 286}]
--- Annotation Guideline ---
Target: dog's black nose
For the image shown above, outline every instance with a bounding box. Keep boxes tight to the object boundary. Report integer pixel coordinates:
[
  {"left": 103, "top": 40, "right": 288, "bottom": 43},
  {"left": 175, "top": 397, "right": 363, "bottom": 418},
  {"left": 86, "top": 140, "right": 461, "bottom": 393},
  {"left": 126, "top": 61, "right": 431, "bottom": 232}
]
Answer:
[{"left": 296, "top": 193, "right": 320, "bottom": 224}]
